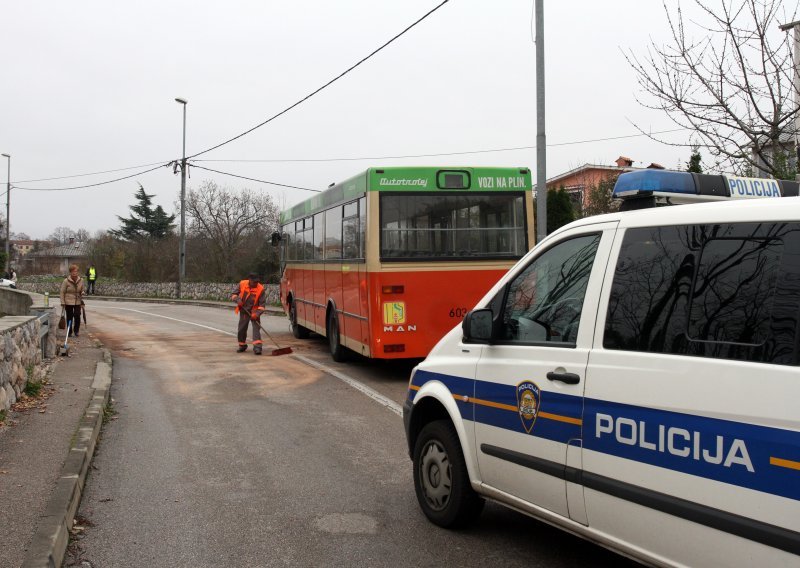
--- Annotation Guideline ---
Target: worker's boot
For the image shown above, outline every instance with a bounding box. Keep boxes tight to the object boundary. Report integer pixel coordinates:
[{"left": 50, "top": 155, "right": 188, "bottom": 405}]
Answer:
[
  {"left": 254, "top": 345, "right": 262, "bottom": 356},
  {"left": 237, "top": 344, "right": 247, "bottom": 353}
]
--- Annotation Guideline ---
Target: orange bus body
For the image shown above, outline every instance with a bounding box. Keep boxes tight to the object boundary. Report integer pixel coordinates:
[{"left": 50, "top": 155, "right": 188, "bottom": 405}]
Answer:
[{"left": 282, "top": 264, "right": 514, "bottom": 359}]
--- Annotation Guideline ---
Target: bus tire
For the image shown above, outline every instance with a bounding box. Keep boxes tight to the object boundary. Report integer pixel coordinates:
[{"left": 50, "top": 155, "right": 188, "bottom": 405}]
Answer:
[
  {"left": 290, "top": 300, "right": 310, "bottom": 339},
  {"left": 327, "top": 309, "right": 348, "bottom": 362},
  {"left": 412, "top": 420, "right": 484, "bottom": 528}
]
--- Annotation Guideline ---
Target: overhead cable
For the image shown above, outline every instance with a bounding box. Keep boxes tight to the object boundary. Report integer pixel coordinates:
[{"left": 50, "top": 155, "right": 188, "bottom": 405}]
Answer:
[
  {"left": 13, "top": 161, "right": 169, "bottom": 184},
  {"left": 187, "top": 0, "right": 451, "bottom": 159},
  {"left": 14, "top": 163, "right": 168, "bottom": 191},
  {"left": 190, "top": 164, "right": 321, "bottom": 193},
  {"left": 191, "top": 128, "right": 690, "bottom": 163}
]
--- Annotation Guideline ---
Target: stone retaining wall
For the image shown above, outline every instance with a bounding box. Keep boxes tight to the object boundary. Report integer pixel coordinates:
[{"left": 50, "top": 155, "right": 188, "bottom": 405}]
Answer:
[
  {"left": 19, "top": 280, "right": 281, "bottom": 304},
  {"left": 0, "top": 316, "right": 53, "bottom": 411}
]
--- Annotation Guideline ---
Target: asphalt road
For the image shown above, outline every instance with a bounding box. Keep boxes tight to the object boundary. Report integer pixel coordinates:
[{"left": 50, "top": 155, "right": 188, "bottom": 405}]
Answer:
[{"left": 66, "top": 300, "right": 635, "bottom": 567}]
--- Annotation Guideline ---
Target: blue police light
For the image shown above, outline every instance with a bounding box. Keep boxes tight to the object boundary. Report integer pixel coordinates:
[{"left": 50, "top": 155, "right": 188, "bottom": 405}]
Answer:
[{"left": 612, "top": 170, "right": 698, "bottom": 198}]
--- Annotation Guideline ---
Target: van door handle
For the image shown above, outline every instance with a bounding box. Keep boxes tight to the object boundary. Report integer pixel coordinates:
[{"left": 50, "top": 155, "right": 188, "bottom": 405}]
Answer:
[{"left": 546, "top": 371, "right": 580, "bottom": 385}]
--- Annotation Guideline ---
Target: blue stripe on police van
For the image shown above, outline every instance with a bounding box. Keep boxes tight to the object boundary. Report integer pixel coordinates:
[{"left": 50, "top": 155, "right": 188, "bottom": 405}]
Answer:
[
  {"left": 583, "top": 398, "right": 800, "bottom": 502},
  {"left": 409, "top": 370, "right": 800, "bottom": 502}
]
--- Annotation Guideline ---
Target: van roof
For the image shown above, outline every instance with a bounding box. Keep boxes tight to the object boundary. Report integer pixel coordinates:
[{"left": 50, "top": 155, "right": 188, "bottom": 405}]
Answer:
[{"left": 545, "top": 196, "right": 800, "bottom": 244}]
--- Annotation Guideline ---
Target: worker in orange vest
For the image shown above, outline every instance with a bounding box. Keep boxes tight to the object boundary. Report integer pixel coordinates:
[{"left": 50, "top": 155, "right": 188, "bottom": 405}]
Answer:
[{"left": 231, "top": 272, "right": 266, "bottom": 355}]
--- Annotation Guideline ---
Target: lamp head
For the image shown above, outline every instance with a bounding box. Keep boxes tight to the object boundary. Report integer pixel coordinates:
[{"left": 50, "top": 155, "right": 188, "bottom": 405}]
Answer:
[
  {"left": 175, "top": 97, "right": 188, "bottom": 105},
  {"left": 1, "top": 154, "right": 9, "bottom": 158}
]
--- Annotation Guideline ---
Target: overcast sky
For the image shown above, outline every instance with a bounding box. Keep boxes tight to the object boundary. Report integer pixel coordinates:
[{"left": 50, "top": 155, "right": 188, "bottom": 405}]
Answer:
[{"left": 2, "top": 0, "right": 720, "bottom": 239}]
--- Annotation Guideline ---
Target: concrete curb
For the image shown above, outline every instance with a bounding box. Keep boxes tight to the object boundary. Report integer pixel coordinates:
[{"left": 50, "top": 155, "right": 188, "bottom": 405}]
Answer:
[{"left": 21, "top": 349, "right": 113, "bottom": 568}]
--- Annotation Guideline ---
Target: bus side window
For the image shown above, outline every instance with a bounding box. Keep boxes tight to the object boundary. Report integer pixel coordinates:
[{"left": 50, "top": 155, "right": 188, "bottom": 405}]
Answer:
[{"left": 343, "top": 201, "right": 359, "bottom": 259}]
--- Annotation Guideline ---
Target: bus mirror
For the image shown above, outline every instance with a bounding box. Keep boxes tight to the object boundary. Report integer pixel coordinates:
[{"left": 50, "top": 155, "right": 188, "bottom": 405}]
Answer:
[
  {"left": 462, "top": 308, "right": 493, "bottom": 342},
  {"left": 270, "top": 232, "right": 282, "bottom": 247}
]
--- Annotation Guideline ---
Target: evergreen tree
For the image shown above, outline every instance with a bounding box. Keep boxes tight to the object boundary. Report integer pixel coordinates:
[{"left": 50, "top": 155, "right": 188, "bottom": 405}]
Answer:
[
  {"left": 686, "top": 147, "right": 703, "bottom": 173},
  {"left": 111, "top": 183, "right": 176, "bottom": 240},
  {"left": 546, "top": 186, "right": 575, "bottom": 234}
]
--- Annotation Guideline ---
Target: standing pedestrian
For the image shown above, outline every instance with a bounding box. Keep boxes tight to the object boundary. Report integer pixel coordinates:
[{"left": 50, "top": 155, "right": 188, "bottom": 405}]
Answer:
[
  {"left": 60, "top": 264, "right": 84, "bottom": 337},
  {"left": 85, "top": 263, "right": 97, "bottom": 295},
  {"left": 230, "top": 272, "right": 266, "bottom": 355}
]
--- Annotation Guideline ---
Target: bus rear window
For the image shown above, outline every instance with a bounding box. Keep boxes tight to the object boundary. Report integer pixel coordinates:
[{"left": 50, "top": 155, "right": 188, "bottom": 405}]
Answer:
[{"left": 380, "top": 193, "right": 527, "bottom": 260}]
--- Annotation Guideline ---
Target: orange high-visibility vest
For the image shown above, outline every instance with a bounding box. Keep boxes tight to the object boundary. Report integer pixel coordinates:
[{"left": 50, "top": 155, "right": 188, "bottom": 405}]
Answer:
[{"left": 234, "top": 280, "right": 265, "bottom": 314}]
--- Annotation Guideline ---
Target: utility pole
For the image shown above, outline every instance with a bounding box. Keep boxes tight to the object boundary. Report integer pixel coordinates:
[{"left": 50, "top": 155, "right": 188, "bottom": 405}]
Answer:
[
  {"left": 1, "top": 153, "right": 10, "bottom": 275},
  {"left": 175, "top": 98, "right": 188, "bottom": 298},
  {"left": 535, "top": 0, "right": 547, "bottom": 242},
  {"left": 780, "top": 20, "right": 800, "bottom": 181}
]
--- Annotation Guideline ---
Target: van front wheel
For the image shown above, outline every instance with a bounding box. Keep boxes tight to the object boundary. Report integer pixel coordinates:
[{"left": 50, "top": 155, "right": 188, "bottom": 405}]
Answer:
[{"left": 412, "top": 420, "right": 484, "bottom": 528}]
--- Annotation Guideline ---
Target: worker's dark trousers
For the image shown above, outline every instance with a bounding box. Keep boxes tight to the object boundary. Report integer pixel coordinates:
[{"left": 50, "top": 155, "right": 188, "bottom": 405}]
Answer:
[
  {"left": 87, "top": 279, "right": 96, "bottom": 294},
  {"left": 237, "top": 313, "right": 262, "bottom": 346},
  {"left": 65, "top": 305, "right": 81, "bottom": 336}
]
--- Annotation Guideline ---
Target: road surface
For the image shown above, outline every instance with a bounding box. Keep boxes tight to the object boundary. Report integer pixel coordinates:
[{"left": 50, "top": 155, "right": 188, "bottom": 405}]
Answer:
[{"left": 66, "top": 300, "right": 634, "bottom": 567}]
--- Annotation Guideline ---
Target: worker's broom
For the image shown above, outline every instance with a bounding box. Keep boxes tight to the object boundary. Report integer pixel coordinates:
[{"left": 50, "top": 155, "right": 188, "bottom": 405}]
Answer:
[{"left": 239, "top": 306, "right": 293, "bottom": 356}]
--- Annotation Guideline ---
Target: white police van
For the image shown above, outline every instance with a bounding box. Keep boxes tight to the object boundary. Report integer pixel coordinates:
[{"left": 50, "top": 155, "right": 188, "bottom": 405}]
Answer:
[{"left": 403, "top": 169, "right": 800, "bottom": 567}]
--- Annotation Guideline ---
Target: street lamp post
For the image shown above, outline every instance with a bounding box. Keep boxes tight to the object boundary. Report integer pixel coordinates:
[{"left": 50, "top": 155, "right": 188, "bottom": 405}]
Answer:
[
  {"left": 1, "top": 153, "right": 10, "bottom": 275},
  {"left": 780, "top": 20, "right": 800, "bottom": 181},
  {"left": 175, "top": 98, "right": 188, "bottom": 299}
]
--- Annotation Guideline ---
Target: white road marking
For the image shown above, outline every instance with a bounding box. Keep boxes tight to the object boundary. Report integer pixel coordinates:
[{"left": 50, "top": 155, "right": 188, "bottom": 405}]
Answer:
[
  {"left": 91, "top": 304, "right": 404, "bottom": 416},
  {"left": 90, "top": 305, "right": 237, "bottom": 336},
  {"left": 293, "top": 354, "right": 403, "bottom": 416}
]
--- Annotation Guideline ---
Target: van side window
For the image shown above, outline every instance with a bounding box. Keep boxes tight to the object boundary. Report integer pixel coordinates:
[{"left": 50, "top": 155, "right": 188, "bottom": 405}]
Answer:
[
  {"left": 604, "top": 223, "right": 800, "bottom": 366},
  {"left": 688, "top": 237, "right": 783, "bottom": 345},
  {"left": 499, "top": 234, "right": 600, "bottom": 345}
]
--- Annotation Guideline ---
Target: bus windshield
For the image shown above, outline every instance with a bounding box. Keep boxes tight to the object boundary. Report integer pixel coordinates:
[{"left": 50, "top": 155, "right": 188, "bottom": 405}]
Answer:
[{"left": 380, "top": 192, "right": 527, "bottom": 260}]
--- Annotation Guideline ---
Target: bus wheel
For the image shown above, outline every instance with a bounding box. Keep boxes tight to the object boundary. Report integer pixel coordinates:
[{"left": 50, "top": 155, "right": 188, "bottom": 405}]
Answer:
[
  {"left": 413, "top": 420, "right": 484, "bottom": 528},
  {"left": 327, "top": 309, "right": 348, "bottom": 362},
  {"left": 290, "top": 301, "right": 309, "bottom": 339}
]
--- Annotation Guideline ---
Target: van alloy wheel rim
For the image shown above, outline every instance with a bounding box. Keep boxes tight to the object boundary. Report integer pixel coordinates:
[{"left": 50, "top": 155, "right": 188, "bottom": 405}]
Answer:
[{"left": 420, "top": 440, "right": 452, "bottom": 511}]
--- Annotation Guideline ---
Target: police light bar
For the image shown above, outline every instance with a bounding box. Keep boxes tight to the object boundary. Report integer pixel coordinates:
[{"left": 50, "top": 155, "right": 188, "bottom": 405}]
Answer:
[{"left": 612, "top": 170, "right": 800, "bottom": 211}]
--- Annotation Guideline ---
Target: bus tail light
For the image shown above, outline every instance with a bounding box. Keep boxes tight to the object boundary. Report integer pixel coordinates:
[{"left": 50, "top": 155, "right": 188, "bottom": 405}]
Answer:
[
  {"left": 384, "top": 344, "right": 406, "bottom": 353},
  {"left": 382, "top": 285, "right": 404, "bottom": 294}
]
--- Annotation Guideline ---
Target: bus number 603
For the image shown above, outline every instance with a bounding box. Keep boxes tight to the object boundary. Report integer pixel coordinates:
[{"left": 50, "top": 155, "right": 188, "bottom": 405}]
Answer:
[{"left": 449, "top": 307, "right": 468, "bottom": 318}]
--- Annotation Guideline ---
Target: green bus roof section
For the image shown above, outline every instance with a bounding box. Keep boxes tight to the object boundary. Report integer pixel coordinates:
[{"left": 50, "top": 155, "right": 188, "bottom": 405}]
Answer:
[{"left": 280, "top": 167, "right": 532, "bottom": 224}]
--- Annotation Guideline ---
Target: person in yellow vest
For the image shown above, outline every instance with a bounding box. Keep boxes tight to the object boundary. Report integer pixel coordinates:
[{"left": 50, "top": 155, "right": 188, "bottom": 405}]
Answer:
[
  {"left": 231, "top": 272, "right": 266, "bottom": 355},
  {"left": 85, "top": 263, "right": 97, "bottom": 295}
]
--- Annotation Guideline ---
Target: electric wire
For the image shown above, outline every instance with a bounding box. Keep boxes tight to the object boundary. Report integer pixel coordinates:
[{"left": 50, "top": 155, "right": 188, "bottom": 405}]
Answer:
[
  {"left": 191, "top": 128, "right": 690, "bottom": 163},
  {"left": 13, "top": 161, "right": 169, "bottom": 184},
  {"left": 14, "top": 163, "right": 168, "bottom": 191},
  {"left": 186, "top": 0, "right": 451, "bottom": 160},
  {"left": 4, "top": 127, "right": 690, "bottom": 192},
  {"left": 189, "top": 164, "right": 321, "bottom": 193}
]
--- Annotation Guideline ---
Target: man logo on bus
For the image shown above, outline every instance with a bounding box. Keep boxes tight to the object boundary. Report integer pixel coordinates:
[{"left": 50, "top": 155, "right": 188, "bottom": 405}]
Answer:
[
  {"left": 516, "top": 381, "right": 541, "bottom": 434},
  {"left": 383, "top": 302, "right": 406, "bottom": 325}
]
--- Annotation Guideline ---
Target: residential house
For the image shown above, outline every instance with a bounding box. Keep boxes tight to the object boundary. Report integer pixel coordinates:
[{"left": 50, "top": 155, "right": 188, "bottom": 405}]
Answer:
[
  {"left": 545, "top": 156, "right": 664, "bottom": 213},
  {"left": 26, "top": 238, "right": 90, "bottom": 274}
]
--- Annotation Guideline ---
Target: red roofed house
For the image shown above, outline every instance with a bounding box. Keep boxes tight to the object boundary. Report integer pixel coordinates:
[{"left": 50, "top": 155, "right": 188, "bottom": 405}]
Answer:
[{"left": 545, "top": 156, "right": 665, "bottom": 213}]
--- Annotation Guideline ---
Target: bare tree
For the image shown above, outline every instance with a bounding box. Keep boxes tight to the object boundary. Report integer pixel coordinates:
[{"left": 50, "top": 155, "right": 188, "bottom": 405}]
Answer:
[
  {"left": 626, "top": 0, "right": 798, "bottom": 177},
  {"left": 48, "top": 226, "right": 74, "bottom": 245},
  {"left": 75, "top": 228, "right": 91, "bottom": 242},
  {"left": 185, "top": 180, "right": 280, "bottom": 280}
]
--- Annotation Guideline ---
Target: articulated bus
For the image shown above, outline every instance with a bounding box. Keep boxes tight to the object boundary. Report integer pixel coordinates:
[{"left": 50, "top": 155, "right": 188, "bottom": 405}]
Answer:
[{"left": 275, "top": 166, "right": 535, "bottom": 360}]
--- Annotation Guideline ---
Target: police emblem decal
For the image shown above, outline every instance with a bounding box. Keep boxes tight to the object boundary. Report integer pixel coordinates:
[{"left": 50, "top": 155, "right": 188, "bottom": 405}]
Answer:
[{"left": 516, "top": 381, "right": 541, "bottom": 434}]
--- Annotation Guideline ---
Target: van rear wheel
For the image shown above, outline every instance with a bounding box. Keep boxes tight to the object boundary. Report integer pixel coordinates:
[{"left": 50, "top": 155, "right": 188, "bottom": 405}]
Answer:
[
  {"left": 413, "top": 420, "right": 484, "bottom": 528},
  {"left": 290, "top": 301, "right": 309, "bottom": 339}
]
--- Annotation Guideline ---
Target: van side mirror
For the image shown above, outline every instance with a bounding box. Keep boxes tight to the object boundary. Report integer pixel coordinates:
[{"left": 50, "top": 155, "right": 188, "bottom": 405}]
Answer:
[
  {"left": 270, "top": 232, "right": 282, "bottom": 247},
  {"left": 462, "top": 308, "right": 493, "bottom": 342}
]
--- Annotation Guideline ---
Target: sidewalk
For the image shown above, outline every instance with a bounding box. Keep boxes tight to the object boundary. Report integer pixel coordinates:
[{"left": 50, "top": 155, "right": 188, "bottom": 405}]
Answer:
[{"left": 0, "top": 332, "right": 111, "bottom": 568}]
